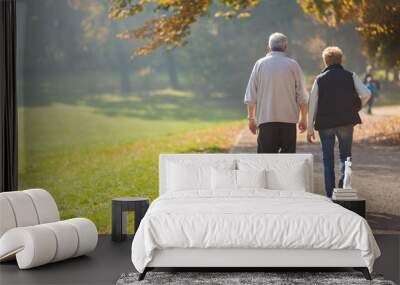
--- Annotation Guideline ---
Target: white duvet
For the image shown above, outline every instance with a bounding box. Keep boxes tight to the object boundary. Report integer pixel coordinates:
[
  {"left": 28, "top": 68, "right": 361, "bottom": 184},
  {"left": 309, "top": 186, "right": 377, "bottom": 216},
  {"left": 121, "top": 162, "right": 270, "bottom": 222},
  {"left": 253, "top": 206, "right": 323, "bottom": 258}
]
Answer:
[{"left": 131, "top": 190, "right": 380, "bottom": 273}]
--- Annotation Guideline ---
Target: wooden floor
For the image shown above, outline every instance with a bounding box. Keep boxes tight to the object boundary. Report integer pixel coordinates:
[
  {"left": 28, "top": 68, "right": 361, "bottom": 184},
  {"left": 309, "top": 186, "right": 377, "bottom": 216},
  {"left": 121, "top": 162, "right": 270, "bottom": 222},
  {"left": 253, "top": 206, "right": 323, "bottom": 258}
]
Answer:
[{"left": 1, "top": 234, "right": 399, "bottom": 285}]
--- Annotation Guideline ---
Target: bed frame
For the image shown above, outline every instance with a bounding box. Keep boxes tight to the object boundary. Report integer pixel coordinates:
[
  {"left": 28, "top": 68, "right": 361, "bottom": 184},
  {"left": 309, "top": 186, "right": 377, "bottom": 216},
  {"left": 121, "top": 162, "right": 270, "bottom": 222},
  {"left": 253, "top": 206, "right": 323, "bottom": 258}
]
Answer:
[
  {"left": 140, "top": 248, "right": 371, "bottom": 280},
  {"left": 138, "top": 154, "right": 372, "bottom": 281}
]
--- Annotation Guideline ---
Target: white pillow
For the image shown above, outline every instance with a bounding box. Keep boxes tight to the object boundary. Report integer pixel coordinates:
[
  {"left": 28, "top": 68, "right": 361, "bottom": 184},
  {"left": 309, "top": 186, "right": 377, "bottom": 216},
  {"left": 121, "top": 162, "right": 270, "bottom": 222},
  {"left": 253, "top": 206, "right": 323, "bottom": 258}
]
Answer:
[
  {"left": 236, "top": 169, "right": 267, "bottom": 189},
  {"left": 211, "top": 169, "right": 268, "bottom": 190},
  {"left": 166, "top": 159, "right": 236, "bottom": 192},
  {"left": 211, "top": 168, "right": 236, "bottom": 190},
  {"left": 266, "top": 162, "right": 306, "bottom": 191},
  {"left": 167, "top": 162, "right": 211, "bottom": 191},
  {"left": 238, "top": 159, "right": 307, "bottom": 191}
]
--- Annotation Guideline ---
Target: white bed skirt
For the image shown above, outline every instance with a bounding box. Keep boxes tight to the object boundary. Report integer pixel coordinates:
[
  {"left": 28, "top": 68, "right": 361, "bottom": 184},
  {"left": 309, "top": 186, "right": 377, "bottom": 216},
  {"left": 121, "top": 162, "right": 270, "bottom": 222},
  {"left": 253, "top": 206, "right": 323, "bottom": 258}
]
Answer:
[{"left": 148, "top": 248, "right": 366, "bottom": 268}]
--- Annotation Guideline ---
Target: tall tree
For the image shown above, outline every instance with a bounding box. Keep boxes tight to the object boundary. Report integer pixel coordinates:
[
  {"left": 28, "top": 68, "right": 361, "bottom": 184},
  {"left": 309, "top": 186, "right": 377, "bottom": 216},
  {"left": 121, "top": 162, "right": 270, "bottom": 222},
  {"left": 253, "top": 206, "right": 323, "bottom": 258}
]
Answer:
[
  {"left": 69, "top": 0, "right": 133, "bottom": 93},
  {"left": 165, "top": 51, "right": 180, "bottom": 89},
  {"left": 298, "top": 0, "right": 400, "bottom": 70}
]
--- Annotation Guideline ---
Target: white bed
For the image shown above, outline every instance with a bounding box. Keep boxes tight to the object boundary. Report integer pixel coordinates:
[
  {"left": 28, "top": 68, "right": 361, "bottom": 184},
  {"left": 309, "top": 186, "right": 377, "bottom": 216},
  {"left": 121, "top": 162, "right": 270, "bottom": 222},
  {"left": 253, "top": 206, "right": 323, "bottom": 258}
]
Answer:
[{"left": 131, "top": 154, "right": 380, "bottom": 280}]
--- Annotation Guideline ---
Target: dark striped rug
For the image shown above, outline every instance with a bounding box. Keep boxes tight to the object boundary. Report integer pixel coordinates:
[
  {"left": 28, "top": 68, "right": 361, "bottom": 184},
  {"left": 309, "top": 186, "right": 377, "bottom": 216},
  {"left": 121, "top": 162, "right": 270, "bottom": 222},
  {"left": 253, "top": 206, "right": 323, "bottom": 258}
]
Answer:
[{"left": 116, "top": 271, "right": 396, "bottom": 285}]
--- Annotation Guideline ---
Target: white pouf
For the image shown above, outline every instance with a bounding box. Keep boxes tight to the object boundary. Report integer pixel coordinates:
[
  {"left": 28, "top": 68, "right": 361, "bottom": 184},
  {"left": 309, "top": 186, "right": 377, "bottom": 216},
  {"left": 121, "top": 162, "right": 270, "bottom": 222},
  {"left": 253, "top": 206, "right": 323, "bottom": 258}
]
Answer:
[{"left": 0, "top": 189, "right": 98, "bottom": 269}]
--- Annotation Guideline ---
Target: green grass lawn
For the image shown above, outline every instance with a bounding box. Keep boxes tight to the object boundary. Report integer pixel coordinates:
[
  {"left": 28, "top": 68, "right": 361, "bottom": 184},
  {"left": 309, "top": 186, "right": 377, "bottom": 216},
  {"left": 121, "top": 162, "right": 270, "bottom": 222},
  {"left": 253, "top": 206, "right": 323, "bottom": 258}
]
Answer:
[{"left": 18, "top": 87, "right": 244, "bottom": 233}]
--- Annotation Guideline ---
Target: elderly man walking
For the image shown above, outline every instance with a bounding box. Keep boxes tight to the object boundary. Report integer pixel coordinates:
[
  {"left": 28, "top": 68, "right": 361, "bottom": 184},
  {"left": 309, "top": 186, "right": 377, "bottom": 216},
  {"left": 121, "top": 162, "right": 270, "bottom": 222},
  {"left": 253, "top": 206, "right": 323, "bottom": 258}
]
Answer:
[{"left": 244, "top": 33, "right": 308, "bottom": 153}]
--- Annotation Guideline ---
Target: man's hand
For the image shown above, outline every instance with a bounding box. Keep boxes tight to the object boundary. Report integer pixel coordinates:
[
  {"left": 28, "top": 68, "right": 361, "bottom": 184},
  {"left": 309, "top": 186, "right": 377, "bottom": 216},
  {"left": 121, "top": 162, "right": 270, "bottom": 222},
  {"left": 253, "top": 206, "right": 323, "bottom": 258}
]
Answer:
[
  {"left": 248, "top": 118, "right": 257, "bottom": 135},
  {"left": 247, "top": 103, "right": 257, "bottom": 135},
  {"left": 298, "top": 102, "right": 307, "bottom": 134},
  {"left": 307, "top": 132, "right": 315, "bottom": 143},
  {"left": 298, "top": 118, "right": 307, "bottom": 133}
]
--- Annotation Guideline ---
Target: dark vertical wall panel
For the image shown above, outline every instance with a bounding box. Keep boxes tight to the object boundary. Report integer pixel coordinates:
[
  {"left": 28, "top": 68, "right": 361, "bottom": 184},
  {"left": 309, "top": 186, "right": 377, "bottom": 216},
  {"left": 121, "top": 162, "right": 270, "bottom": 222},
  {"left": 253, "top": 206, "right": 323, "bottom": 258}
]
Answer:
[{"left": 0, "top": 0, "right": 18, "bottom": 192}]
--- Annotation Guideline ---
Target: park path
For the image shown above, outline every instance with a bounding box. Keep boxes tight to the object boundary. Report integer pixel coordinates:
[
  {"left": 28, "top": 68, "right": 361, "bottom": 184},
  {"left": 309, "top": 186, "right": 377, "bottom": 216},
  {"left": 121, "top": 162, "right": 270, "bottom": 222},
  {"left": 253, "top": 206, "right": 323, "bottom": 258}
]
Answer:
[{"left": 230, "top": 106, "right": 400, "bottom": 233}]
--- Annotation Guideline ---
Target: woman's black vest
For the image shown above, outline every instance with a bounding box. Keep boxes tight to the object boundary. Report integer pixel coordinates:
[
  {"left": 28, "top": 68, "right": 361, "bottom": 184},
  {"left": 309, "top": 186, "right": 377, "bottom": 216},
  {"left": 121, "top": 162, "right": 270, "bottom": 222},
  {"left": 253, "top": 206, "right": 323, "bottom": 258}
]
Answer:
[{"left": 315, "top": 64, "right": 362, "bottom": 130}]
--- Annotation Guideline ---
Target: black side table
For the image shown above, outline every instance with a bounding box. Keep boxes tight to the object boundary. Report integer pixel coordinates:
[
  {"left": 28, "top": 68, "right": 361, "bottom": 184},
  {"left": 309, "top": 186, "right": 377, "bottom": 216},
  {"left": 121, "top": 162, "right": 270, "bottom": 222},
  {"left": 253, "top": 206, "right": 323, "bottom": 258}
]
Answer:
[
  {"left": 112, "top": 197, "right": 150, "bottom": 242},
  {"left": 333, "top": 198, "right": 366, "bottom": 218}
]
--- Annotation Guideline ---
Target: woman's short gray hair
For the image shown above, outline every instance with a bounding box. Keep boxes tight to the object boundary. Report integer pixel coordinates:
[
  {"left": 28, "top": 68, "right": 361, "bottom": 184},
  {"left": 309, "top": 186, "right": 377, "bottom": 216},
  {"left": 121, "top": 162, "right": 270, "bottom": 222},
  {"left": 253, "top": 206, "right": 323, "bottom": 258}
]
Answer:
[
  {"left": 322, "top": 46, "right": 343, "bottom": 65},
  {"left": 268, "top": 33, "right": 288, "bottom": 51}
]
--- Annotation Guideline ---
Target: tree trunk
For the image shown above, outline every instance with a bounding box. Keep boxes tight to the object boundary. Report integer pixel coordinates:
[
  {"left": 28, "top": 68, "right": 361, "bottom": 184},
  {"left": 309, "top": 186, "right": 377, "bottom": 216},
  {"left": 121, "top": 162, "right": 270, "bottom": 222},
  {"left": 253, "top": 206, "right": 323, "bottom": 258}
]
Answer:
[
  {"left": 165, "top": 51, "right": 180, "bottom": 89},
  {"left": 385, "top": 68, "right": 389, "bottom": 82},
  {"left": 394, "top": 65, "right": 399, "bottom": 82},
  {"left": 118, "top": 52, "right": 131, "bottom": 94},
  {"left": 111, "top": 21, "right": 131, "bottom": 94}
]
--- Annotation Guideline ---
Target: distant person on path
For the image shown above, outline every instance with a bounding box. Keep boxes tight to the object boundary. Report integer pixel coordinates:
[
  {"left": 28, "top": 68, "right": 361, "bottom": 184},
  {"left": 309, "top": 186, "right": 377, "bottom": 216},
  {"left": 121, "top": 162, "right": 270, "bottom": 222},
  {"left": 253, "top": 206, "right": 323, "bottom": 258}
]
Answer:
[
  {"left": 307, "top": 47, "right": 371, "bottom": 198},
  {"left": 244, "top": 32, "right": 308, "bottom": 153},
  {"left": 363, "top": 65, "right": 381, "bottom": 107},
  {"left": 365, "top": 75, "right": 380, "bottom": 114},
  {"left": 363, "top": 65, "right": 373, "bottom": 84}
]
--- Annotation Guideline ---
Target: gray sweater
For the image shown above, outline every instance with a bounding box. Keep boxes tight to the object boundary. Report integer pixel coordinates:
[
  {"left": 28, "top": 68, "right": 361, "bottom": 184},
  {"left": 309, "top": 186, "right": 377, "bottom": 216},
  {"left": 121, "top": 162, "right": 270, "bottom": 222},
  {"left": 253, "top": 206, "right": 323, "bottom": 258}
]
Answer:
[{"left": 244, "top": 52, "right": 308, "bottom": 126}]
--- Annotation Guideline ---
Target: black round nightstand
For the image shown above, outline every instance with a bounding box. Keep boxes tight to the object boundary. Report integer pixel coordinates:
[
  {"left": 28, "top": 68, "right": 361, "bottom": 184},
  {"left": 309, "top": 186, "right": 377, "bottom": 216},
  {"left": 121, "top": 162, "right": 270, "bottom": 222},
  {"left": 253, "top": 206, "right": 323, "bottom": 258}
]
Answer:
[
  {"left": 112, "top": 197, "right": 150, "bottom": 242},
  {"left": 332, "top": 198, "right": 366, "bottom": 218}
]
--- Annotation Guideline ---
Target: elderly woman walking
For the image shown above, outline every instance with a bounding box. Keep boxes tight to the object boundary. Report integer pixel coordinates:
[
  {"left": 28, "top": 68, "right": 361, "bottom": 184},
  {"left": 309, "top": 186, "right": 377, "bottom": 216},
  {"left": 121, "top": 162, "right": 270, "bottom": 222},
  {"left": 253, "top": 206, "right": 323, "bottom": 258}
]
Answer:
[{"left": 307, "top": 47, "right": 371, "bottom": 198}]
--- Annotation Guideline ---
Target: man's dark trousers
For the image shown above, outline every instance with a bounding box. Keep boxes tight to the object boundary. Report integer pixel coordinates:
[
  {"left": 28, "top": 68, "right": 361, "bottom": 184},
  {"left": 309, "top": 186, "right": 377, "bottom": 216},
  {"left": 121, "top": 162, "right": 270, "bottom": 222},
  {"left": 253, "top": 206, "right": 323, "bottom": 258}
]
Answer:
[{"left": 257, "top": 122, "right": 296, "bottom": 153}]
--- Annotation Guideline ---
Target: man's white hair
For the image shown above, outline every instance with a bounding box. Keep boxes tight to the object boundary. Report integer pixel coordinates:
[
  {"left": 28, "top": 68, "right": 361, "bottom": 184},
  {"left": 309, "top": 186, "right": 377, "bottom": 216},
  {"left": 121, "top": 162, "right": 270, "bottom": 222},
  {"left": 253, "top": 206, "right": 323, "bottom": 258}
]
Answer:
[{"left": 268, "top": 33, "right": 288, "bottom": 51}]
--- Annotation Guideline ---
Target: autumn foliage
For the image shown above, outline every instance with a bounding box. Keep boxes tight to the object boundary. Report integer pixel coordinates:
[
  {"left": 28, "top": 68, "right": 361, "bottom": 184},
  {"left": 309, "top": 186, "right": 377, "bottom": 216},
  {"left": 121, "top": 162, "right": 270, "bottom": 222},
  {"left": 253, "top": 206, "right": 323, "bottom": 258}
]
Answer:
[
  {"left": 298, "top": 0, "right": 400, "bottom": 67},
  {"left": 108, "top": 0, "right": 400, "bottom": 66},
  {"left": 108, "top": 0, "right": 260, "bottom": 56}
]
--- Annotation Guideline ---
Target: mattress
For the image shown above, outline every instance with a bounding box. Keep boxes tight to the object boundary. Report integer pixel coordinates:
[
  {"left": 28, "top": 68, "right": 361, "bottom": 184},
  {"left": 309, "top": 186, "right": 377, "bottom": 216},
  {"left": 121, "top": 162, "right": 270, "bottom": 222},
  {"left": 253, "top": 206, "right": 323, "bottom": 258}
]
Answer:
[{"left": 131, "top": 190, "right": 380, "bottom": 273}]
